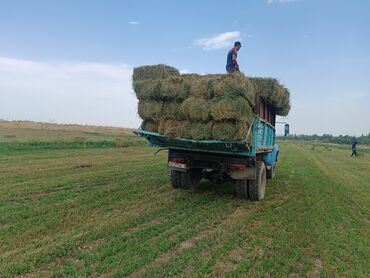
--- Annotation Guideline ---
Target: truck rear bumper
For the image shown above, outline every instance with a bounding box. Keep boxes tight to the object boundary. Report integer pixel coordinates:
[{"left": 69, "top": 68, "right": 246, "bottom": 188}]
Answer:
[{"left": 168, "top": 149, "right": 256, "bottom": 180}]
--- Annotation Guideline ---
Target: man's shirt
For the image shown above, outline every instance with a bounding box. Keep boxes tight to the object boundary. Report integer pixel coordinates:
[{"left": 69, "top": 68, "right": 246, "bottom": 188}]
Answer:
[{"left": 226, "top": 48, "right": 237, "bottom": 72}]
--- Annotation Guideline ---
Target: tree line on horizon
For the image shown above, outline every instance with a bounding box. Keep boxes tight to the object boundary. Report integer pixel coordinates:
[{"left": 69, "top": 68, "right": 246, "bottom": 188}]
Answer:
[{"left": 277, "top": 133, "right": 370, "bottom": 145}]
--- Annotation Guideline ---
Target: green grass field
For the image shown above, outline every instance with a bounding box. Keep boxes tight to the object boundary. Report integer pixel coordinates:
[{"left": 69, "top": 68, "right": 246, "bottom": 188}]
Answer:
[{"left": 0, "top": 123, "right": 369, "bottom": 277}]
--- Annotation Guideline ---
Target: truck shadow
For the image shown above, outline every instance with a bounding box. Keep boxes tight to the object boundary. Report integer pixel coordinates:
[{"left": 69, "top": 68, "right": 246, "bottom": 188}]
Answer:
[{"left": 192, "top": 179, "right": 237, "bottom": 198}]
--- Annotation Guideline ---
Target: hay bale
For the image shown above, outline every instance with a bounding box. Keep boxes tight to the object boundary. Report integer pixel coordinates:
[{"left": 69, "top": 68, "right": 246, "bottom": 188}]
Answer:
[
  {"left": 133, "top": 79, "right": 162, "bottom": 100},
  {"left": 162, "top": 101, "right": 184, "bottom": 120},
  {"left": 178, "top": 121, "right": 192, "bottom": 138},
  {"left": 157, "top": 119, "right": 252, "bottom": 141},
  {"left": 212, "top": 121, "right": 249, "bottom": 141},
  {"left": 212, "top": 73, "right": 255, "bottom": 106},
  {"left": 158, "top": 119, "right": 167, "bottom": 134},
  {"left": 190, "top": 122, "right": 208, "bottom": 140},
  {"left": 133, "top": 64, "right": 180, "bottom": 81},
  {"left": 137, "top": 100, "right": 163, "bottom": 121},
  {"left": 141, "top": 120, "right": 158, "bottom": 132},
  {"left": 163, "top": 120, "right": 183, "bottom": 138},
  {"left": 181, "top": 97, "right": 211, "bottom": 121},
  {"left": 186, "top": 76, "right": 212, "bottom": 99},
  {"left": 275, "top": 86, "right": 291, "bottom": 116},
  {"left": 210, "top": 96, "right": 252, "bottom": 121},
  {"left": 179, "top": 121, "right": 214, "bottom": 140},
  {"left": 159, "top": 77, "right": 189, "bottom": 100},
  {"left": 249, "top": 77, "right": 291, "bottom": 116}
]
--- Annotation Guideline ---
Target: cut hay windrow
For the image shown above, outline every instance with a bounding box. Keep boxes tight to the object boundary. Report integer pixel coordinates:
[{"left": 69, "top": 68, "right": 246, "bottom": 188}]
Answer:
[{"left": 133, "top": 64, "right": 291, "bottom": 141}]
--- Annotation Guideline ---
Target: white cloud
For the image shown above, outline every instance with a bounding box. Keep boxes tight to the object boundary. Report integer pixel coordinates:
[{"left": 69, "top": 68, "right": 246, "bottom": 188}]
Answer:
[
  {"left": 267, "top": 0, "right": 298, "bottom": 3},
  {"left": 0, "top": 57, "right": 141, "bottom": 128},
  {"left": 194, "top": 31, "right": 241, "bottom": 51},
  {"left": 128, "top": 21, "right": 140, "bottom": 25},
  {"left": 179, "top": 69, "right": 190, "bottom": 74}
]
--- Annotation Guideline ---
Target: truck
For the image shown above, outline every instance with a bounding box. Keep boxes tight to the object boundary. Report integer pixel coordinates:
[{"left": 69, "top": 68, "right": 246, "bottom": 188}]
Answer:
[{"left": 134, "top": 95, "right": 281, "bottom": 201}]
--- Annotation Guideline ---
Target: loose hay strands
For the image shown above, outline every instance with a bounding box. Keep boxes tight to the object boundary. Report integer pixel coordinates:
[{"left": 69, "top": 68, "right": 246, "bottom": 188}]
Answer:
[{"left": 132, "top": 64, "right": 180, "bottom": 81}]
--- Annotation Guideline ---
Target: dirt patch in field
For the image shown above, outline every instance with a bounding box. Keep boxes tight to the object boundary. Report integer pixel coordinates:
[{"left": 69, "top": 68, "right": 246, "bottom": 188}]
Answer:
[
  {"left": 307, "top": 258, "right": 323, "bottom": 278},
  {"left": 78, "top": 239, "right": 106, "bottom": 252}
]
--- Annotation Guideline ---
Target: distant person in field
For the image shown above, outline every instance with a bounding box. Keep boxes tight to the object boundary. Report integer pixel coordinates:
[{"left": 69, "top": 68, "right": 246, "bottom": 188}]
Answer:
[
  {"left": 226, "top": 41, "right": 241, "bottom": 73},
  {"left": 351, "top": 138, "right": 358, "bottom": 157}
]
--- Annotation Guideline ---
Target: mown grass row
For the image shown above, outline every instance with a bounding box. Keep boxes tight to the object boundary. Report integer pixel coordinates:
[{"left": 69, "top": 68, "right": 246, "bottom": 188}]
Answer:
[{"left": 0, "top": 138, "right": 145, "bottom": 153}]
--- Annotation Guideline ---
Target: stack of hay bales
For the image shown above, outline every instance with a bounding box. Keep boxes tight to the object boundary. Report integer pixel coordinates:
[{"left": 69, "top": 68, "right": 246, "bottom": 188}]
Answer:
[{"left": 133, "top": 64, "right": 290, "bottom": 141}]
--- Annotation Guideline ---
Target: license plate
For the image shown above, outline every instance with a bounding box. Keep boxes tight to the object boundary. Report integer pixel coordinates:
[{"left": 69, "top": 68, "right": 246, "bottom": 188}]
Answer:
[{"left": 168, "top": 161, "right": 187, "bottom": 169}]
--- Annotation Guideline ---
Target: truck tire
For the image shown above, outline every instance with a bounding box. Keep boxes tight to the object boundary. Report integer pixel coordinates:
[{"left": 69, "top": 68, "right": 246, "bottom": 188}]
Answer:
[
  {"left": 170, "top": 170, "right": 182, "bottom": 189},
  {"left": 234, "top": 179, "right": 249, "bottom": 199},
  {"left": 181, "top": 169, "right": 202, "bottom": 189},
  {"left": 171, "top": 170, "right": 201, "bottom": 189},
  {"left": 266, "top": 165, "right": 275, "bottom": 179},
  {"left": 248, "top": 161, "right": 267, "bottom": 201}
]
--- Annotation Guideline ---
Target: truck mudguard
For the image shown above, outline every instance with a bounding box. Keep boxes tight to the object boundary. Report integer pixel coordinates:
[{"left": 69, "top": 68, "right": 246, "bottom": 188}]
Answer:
[{"left": 264, "top": 144, "right": 279, "bottom": 167}]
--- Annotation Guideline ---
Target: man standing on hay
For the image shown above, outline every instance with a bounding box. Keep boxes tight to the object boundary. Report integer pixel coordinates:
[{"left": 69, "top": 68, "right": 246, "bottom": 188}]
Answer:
[{"left": 226, "top": 41, "right": 241, "bottom": 73}]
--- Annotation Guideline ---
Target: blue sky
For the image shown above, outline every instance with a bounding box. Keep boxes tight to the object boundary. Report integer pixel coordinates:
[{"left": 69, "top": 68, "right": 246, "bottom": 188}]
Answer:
[{"left": 0, "top": 0, "right": 369, "bottom": 135}]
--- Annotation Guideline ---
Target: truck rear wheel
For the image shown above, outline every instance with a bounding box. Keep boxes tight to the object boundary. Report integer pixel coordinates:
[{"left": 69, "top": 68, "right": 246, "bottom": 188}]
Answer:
[
  {"left": 170, "top": 170, "right": 201, "bottom": 190},
  {"left": 234, "top": 179, "right": 249, "bottom": 199},
  {"left": 248, "top": 161, "right": 267, "bottom": 201},
  {"left": 170, "top": 170, "right": 182, "bottom": 189}
]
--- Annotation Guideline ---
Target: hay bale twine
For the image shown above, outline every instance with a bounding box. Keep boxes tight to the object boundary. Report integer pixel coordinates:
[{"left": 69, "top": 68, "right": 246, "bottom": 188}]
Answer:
[
  {"left": 137, "top": 100, "right": 163, "bottom": 122},
  {"left": 133, "top": 64, "right": 180, "bottom": 81}
]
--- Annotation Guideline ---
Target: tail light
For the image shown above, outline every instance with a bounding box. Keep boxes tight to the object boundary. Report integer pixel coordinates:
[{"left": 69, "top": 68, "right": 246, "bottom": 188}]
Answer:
[
  {"left": 229, "top": 163, "right": 245, "bottom": 170},
  {"left": 169, "top": 158, "right": 187, "bottom": 169}
]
